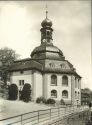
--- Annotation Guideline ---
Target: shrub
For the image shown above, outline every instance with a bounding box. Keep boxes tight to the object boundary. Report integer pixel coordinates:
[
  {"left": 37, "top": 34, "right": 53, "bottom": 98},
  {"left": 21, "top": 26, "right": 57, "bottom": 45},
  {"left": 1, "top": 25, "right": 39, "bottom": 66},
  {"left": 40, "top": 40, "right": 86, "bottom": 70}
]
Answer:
[
  {"left": 20, "top": 83, "right": 31, "bottom": 102},
  {"left": 36, "top": 97, "right": 46, "bottom": 104},
  {"left": 8, "top": 84, "right": 18, "bottom": 100},
  {"left": 60, "top": 99, "right": 65, "bottom": 105},
  {"left": 46, "top": 98, "right": 56, "bottom": 105}
]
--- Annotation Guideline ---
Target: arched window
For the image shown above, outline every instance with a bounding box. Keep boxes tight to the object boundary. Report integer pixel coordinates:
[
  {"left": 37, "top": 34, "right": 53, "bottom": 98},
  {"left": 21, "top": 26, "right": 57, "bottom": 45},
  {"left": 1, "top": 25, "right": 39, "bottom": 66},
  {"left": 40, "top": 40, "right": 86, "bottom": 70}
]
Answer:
[
  {"left": 62, "top": 90, "right": 68, "bottom": 98},
  {"left": 51, "top": 90, "right": 57, "bottom": 98},
  {"left": 62, "top": 75, "right": 68, "bottom": 86},
  {"left": 75, "top": 91, "right": 77, "bottom": 98},
  {"left": 78, "top": 79, "right": 80, "bottom": 89},
  {"left": 78, "top": 92, "right": 80, "bottom": 99},
  {"left": 47, "top": 31, "right": 50, "bottom": 36},
  {"left": 75, "top": 77, "right": 77, "bottom": 88},
  {"left": 51, "top": 75, "right": 57, "bottom": 86}
]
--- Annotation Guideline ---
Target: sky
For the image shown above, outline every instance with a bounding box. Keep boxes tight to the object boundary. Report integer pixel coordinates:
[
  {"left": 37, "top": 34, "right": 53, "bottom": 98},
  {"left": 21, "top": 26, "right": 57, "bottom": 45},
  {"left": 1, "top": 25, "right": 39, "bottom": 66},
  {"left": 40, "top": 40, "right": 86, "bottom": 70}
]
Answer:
[{"left": 0, "top": 1, "right": 91, "bottom": 89}]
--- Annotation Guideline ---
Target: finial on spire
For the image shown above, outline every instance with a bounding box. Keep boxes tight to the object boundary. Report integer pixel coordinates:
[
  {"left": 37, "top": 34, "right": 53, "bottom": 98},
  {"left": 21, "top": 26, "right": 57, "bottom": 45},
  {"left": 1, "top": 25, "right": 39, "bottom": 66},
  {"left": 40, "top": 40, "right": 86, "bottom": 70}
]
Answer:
[{"left": 46, "top": 4, "right": 48, "bottom": 19}]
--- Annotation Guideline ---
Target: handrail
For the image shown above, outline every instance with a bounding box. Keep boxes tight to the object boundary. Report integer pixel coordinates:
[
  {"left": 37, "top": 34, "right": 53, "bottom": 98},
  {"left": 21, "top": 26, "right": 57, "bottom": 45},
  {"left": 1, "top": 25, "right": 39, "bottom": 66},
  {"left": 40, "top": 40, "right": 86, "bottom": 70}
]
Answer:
[{"left": 0, "top": 105, "right": 89, "bottom": 125}]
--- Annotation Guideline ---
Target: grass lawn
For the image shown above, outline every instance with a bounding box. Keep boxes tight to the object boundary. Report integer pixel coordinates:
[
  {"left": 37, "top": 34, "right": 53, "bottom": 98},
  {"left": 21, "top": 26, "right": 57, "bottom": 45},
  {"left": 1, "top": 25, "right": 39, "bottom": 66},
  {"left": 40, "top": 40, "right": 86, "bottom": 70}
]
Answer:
[{"left": 0, "top": 99, "right": 51, "bottom": 120}]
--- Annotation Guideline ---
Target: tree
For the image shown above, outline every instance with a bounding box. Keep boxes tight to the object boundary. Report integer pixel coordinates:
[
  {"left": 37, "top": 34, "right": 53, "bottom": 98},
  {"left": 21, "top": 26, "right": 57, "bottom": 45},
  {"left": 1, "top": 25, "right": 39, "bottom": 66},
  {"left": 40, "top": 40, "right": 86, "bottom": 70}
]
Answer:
[
  {"left": 8, "top": 84, "right": 18, "bottom": 100},
  {"left": 81, "top": 88, "right": 92, "bottom": 105},
  {"left": 60, "top": 99, "right": 65, "bottom": 105},
  {"left": 0, "top": 47, "right": 19, "bottom": 84},
  {"left": 20, "top": 83, "right": 31, "bottom": 102},
  {"left": 0, "top": 80, "right": 7, "bottom": 98}
]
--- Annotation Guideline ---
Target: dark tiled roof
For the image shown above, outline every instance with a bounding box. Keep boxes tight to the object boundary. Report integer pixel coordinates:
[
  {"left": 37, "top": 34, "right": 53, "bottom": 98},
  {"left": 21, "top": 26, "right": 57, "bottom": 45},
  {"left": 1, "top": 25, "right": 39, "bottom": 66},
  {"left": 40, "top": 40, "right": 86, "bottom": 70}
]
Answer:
[
  {"left": 31, "top": 44, "right": 64, "bottom": 60},
  {"left": 43, "top": 68, "right": 81, "bottom": 78},
  {"left": 31, "top": 44, "right": 63, "bottom": 56},
  {"left": 9, "top": 59, "right": 43, "bottom": 72},
  {"left": 9, "top": 58, "right": 81, "bottom": 78}
]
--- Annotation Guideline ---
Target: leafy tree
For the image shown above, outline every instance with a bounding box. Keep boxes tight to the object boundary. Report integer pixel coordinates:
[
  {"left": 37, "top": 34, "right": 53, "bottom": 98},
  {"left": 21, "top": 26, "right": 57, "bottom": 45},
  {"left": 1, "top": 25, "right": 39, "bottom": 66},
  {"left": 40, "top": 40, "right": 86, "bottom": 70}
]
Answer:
[
  {"left": 20, "top": 83, "right": 31, "bottom": 102},
  {"left": 0, "top": 47, "right": 19, "bottom": 84},
  {"left": 81, "top": 88, "right": 92, "bottom": 105},
  {"left": 0, "top": 80, "right": 6, "bottom": 98},
  {"left": 8, "top": 84, "right": 18, "bottom": 100}
]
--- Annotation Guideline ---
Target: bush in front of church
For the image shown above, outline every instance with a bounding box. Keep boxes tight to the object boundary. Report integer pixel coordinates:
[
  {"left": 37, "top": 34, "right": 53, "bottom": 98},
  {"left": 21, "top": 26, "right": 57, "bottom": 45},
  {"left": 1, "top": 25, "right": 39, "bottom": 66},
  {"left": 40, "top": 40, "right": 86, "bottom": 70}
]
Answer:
[
  {"left": 46, "top": 98, "right": 56, "bottom": 105},
  {"left": 8, "top": 84, "right": 18, "bottom": 100},
  {"left": 20, "top": 83, "right": 31, "bottom": 102},
  {"left": 36, "top": 97, "right": 46, "bottom": 104},
  {"left": 60, "top": 99, "right": 65, "bottom": 105}
]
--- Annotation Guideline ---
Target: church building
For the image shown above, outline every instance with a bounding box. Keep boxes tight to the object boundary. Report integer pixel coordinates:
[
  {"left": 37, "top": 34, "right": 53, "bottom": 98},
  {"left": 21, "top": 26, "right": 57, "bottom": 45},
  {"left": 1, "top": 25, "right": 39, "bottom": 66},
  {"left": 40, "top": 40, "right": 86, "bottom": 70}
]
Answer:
[{"left": 9, "top": 11, "right": 81, "bottom": 105}]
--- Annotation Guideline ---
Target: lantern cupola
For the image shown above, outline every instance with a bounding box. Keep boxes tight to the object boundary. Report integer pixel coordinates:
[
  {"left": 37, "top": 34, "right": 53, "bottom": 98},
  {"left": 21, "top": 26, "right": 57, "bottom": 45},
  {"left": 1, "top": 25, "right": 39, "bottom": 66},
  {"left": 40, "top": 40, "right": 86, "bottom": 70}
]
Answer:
[{"left": 40, "top": 10, "right": 53, "bottom": 45}]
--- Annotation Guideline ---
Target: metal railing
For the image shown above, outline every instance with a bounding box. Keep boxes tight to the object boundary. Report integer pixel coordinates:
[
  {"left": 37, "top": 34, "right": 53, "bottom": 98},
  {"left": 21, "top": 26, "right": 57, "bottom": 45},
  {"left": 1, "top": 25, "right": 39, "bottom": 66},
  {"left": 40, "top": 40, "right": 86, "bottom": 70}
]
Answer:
[{"left": 0, "top": 105, "right": 89, "bottom": 125}]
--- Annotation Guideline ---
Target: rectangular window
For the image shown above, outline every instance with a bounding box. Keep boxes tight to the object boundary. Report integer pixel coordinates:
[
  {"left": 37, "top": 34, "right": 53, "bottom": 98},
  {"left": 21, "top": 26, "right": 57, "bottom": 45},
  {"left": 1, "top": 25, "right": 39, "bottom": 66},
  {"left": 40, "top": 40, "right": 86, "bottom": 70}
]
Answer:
[
  {"left": 22, "top": 80, "right": 24, "bottom": 85},
  {"left": 19, "top": 80, "right": 24, "bottom": 86},
  {"left": 19, "top": 80, "right": 21, "bottom": 86}
]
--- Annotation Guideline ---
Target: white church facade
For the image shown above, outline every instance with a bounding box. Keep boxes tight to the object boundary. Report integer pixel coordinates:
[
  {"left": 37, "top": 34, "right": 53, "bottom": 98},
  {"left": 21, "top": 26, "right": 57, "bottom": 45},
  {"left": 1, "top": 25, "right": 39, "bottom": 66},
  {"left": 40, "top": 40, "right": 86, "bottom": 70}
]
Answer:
[{"left": 9, "top": 11, "right": 81, "bottom": 105}]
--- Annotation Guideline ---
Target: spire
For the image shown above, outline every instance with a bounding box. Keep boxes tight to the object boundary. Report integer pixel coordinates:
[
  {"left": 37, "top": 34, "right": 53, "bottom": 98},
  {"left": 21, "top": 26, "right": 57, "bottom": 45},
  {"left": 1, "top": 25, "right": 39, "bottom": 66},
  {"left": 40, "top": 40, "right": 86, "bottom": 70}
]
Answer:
[
  {"left": 46, "top": 10, "right": 48, "bottom": 19},
  {"left": 46, "top": 5, "right": 48, "bottom": 19},
  {"left": 41, "top": 5, "right": 52, "bottom": 28},
  {"left": 40, "top": 6, "right": 53, "bottom": 45}
]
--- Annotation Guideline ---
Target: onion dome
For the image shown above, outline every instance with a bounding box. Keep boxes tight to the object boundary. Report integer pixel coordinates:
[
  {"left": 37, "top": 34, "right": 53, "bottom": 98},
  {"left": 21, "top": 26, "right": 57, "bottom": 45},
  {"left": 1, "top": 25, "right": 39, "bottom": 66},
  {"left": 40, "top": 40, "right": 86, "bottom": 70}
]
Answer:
[
  {"left": 31, "top": 10, "right": 65, "bottom": 60},
  {"left": 41, "top": 10, "right": 52, "bottom": 28},
  {"left": 41, "top": 18, "right": 52, "bottom": 27}
]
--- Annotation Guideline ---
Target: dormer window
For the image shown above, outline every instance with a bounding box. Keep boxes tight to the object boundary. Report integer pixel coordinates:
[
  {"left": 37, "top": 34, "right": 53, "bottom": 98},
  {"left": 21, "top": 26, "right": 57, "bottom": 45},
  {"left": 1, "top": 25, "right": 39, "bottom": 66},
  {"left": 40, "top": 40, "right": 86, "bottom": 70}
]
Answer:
[
  {"left": 60, "top": 63, "right": 66, "bottom": 69},
  {"left": 49, "top": 63, "right": 55, "bottom": 68}
]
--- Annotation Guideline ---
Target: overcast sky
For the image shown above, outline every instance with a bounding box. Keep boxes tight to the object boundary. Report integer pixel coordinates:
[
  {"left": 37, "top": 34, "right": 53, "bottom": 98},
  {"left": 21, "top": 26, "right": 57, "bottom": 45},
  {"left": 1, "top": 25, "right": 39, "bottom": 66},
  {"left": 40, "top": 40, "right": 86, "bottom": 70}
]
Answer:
[{"left": 0, "top": 1, "right": 91, "bottom": 89}]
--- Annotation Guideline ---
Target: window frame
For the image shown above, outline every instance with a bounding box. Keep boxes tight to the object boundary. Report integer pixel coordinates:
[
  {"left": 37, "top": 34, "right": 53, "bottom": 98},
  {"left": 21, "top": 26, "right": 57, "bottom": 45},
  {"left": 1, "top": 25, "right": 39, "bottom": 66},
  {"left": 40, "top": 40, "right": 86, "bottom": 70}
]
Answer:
[
  {"left": 75, "top": 91, "right": 77, "bottom": 98},
  {"left": 62, "top": 75, "right": 68, "bottom": 87},
  {"left": 51, "top": 75, "right": 57, "bottom": 86},
  {"left": 78, "top": 79, "right": 80, "bottom": 89},
  {"left": 51, "top": 90, "right": 57, "bottom": 98},
  {"left": 62, "top": 90, "right": 68, "bottom": 98},
  {"left": 19, "top": 80, "right": 24, "bottom": 86}
]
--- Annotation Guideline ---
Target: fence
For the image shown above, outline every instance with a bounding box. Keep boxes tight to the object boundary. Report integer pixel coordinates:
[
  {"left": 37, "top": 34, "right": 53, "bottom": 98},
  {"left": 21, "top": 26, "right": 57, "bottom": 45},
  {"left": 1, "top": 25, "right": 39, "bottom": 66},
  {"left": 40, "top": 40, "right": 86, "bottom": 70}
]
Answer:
[{"left": 0, "top": 105, "right": 89, "bottom": 125}]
